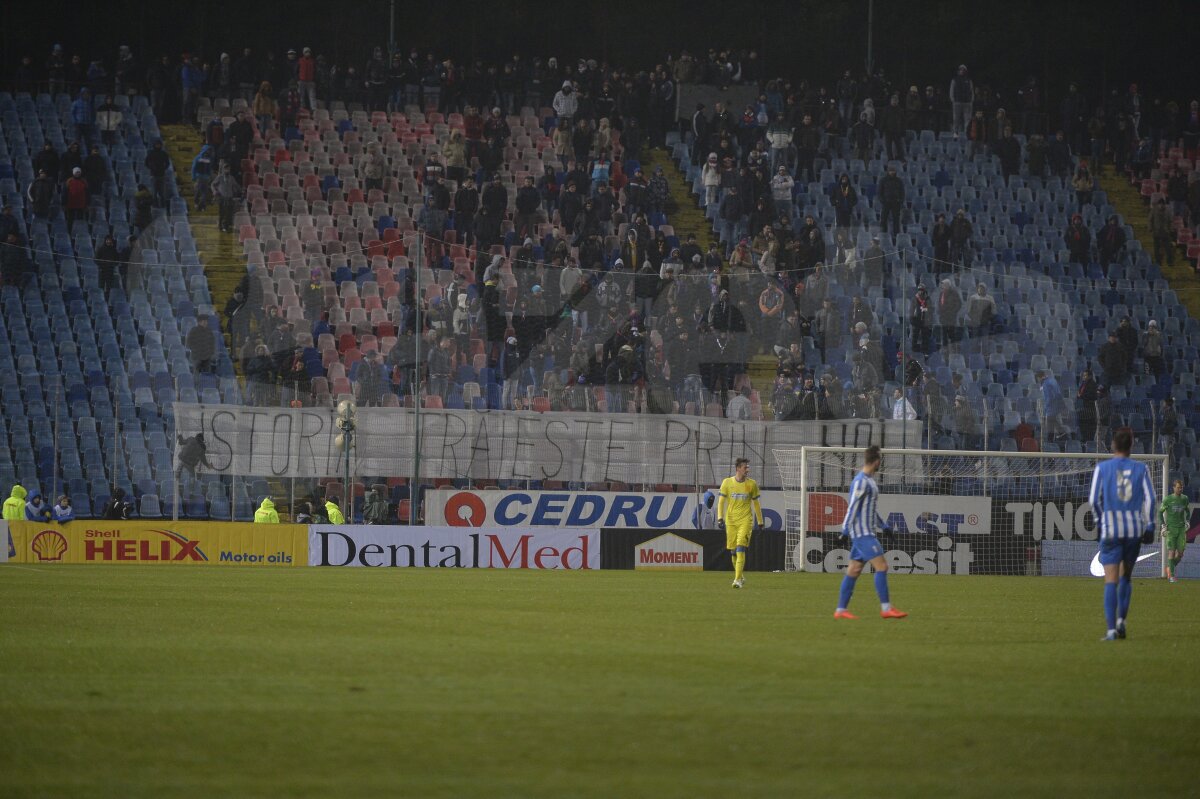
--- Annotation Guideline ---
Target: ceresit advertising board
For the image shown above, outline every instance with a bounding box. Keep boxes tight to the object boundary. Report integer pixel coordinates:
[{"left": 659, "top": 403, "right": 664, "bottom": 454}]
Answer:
[
  {"left": 427, "top": 489, "right": 991, "bottom": 538},
  {"left": 795, "top": 492, "right": 991, "bottom": 574},
  {"left": 309, "top": 525, "right": 599, "bottom": 569},
  {"left": 8, "top": 520, "right": 307, "bottom": 566}
]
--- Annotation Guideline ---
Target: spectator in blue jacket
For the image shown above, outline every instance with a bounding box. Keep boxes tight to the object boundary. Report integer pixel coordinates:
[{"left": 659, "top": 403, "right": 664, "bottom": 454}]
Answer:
[
  {"left": 25, "top": 491, "right": 52, "bottom": 522},
  {"left": 71, "top": 88, "right": 95, "bottom": 145},
  {"left": 191, "top": 144, "right": 214, "bottom": 210},
  {"left": 181, "top": 55, "right": 206, "bottom": 122},
  {"left": 1036, "top": 370, "right": 1067, "bottom": 442}
]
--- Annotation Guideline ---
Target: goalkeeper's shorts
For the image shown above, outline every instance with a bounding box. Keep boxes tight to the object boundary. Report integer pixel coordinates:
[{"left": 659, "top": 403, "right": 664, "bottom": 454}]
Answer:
[
  {"left": 1166, "top": 531, "right": 1187, "bottom": 552},
  {"left": 725, "top": 521, "right": 753, "bottom": 551},
  {"left": 1097, "top": 538, "right": 1141, "bottom": 566},
  {"left": 849, "top": 534, "right": 884, "bottom": 562}
]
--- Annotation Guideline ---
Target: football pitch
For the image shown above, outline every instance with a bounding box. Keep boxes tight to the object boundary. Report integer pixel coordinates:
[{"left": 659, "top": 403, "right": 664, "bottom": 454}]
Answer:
[{"left": 1, "top": 567, "right": 1197, "bottom": 798}]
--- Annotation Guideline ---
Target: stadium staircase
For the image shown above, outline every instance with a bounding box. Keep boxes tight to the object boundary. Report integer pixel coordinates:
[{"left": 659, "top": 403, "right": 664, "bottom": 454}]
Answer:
[
  {"left": 1097, "top": 170, "right": 1200, "bottom": 320},
  {"left": 161, "top": 125, "right": 246, "bottom": 355},
  {"left": 647, "top": 147, "right": 782, "bottom": 402},
  {"left": 163, "top": 126, "right": 292, "bottom": 518},
  {"left": 746, "top": 354, "right": 779, "bottom": 407},
  {"left": 644, "top": 147, "right": 720, "bottom": 253}
]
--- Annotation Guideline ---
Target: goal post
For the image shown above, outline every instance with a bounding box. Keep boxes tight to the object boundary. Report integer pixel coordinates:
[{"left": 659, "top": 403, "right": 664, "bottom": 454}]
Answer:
[{"left": 773, "top": 446, "right": 1169, "bottom": 577}]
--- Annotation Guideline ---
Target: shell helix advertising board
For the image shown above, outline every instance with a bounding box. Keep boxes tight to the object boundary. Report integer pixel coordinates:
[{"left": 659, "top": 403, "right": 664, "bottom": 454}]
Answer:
[{"left": 8, "top": 521, "right": 308, "bottom": 566}]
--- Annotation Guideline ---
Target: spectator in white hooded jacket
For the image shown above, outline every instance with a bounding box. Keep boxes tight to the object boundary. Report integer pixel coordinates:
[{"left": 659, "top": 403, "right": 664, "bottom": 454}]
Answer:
[
  {"left": 701, "top": 152, "right": 721, "bottom": 207},
  {"left": 552, "top": 80, "right": 578, "bottom": 122},
  {"left": 770, "top": 166, "right": 795, "bottom": 217}
]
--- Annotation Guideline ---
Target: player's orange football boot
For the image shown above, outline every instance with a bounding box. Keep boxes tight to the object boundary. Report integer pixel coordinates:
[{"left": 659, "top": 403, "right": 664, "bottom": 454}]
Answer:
[
  {"left": 833, "top": 610, "right": 858, "bottom": 619},
  {"left": 880, "top": 608, "right": 908, "bottom": 619}
]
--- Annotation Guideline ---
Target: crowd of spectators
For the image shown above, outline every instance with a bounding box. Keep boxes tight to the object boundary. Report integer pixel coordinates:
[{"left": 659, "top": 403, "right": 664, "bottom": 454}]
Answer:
[
  {"left": 7, "top": 44, "right": 1199, "bottom": 454},
  {"left": 13, "top": 43, "right": 1200, "bottom": 159}
]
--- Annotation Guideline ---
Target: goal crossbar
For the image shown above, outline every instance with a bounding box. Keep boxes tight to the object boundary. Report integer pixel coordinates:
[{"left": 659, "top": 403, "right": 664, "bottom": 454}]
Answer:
[{"left": 775, "top": 446, "right": 1168, "bottom": 461}]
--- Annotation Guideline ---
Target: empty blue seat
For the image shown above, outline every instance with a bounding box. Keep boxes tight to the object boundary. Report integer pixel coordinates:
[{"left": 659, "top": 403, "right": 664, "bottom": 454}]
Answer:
[
  {"left": 182, "top": 495, "right": 207, "bottom": 518},
  {"left": 139, "top": 494, "right": 162, "bottom": 518}
]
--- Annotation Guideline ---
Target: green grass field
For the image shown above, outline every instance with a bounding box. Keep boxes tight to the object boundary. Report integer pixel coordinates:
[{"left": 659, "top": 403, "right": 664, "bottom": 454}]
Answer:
[{"left": 1, "top": 566, "right": 1197, "bottom": 798}]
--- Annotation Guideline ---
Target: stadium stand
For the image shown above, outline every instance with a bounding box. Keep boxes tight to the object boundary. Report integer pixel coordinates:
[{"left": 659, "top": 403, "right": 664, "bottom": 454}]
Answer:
[
  {"left": 4, "top": 48, "right": 1199, "bottom": 518},
  {"left": 0, "top": 90, "right": 257, "bottom": 518},
  {"left": 674, "top": 123, "right": 1200, "bottom": 453}
]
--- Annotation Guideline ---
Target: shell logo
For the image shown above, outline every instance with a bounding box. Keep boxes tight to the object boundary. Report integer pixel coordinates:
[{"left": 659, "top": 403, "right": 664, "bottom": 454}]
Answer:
[{"left": 31, "top": 530, "right": 68, "bottom": 562}]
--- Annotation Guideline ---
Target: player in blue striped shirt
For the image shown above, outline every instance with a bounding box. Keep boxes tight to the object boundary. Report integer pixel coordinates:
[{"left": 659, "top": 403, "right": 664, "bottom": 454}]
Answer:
[
  {"left": 835, "top": 446, "right": 908, "bottom": 619},
  {"left": 1088, "top": 429, "right": 1158, "bottom": 641}
]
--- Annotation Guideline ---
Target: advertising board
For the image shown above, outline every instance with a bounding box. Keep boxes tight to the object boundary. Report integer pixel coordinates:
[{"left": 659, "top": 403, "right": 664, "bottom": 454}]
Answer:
[
  {"left": 429, "top": 488, "right": 992, "bottom": 538},
  {"left": 793, "top": 492, "right": 993, "bottom": 573},
  {"left": 9, "top": 521, "right": 308, "bottom": 566},
  {"left": 1040, "top": 541, "right": 1179, "bottom": 578},
  {"left": 308, "top": 526, "right": 599, "bottom": 569},
  {"left": 600, "top": 528, "right": 785, "bottom": 571}
]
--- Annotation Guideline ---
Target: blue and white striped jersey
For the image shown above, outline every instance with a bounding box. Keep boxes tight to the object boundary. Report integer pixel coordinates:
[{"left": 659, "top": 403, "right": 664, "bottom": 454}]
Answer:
[
  {"left": 1088, "top": 457, "right": 1157, "bottom": 541},
  {"left": 842, "top": 471, "right": 887, "bottom": 539}
]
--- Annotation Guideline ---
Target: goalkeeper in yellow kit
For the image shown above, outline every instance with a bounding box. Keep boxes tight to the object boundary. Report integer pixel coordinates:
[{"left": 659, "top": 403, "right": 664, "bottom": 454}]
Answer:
[{"left": 716, "top": 458, "right": 763, "bottom": 588}]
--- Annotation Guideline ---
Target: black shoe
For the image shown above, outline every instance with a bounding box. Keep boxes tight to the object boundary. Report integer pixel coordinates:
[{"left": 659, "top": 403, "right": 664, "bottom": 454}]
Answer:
[{"left": 1116, "top": 621, "right": 1127, "bottom": 639}]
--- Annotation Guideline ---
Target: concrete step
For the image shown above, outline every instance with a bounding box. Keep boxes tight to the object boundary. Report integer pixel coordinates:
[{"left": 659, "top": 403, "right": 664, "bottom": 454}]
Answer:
[
  {"left": 747, "top": 353, "right": 779, "bottom": 387},
  {"left": 643, "top": 147, "right": 721, "bottom": 252},
  {"left": 161, "top": 124, "right": 252, "bottom": 369},
  {"left": 1097, "top": 170, "right": 1200, "bottom": 320}
]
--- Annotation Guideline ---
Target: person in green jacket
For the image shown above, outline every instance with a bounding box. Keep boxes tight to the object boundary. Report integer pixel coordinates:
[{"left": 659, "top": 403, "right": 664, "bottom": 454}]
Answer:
[
  {"left": 254, "top": 497, "right": 280, "bottom": 524},
  {"left": 362, "top": 486, "right": 391, "bottom": 525},
  {"left": 324, "top": 498, "right": 345, "bottom": 524},
  {"left": 1160, "top": 479, "right": 1190, "bottom": 583},
  {"left": 3, "top": 485, "right": 27, "bottom": 520}
]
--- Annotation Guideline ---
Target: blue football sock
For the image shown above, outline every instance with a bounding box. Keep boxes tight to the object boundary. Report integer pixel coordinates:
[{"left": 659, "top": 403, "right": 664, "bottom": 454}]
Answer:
[
  {"left": 838, "top": 575, "right": 857, "bottom": 610},
  {"left": 1104, "top": 582, "right": 1118, "bottom": 631},
  {"left": 874, "top": 571, "right": 890, "bottom": 606},
  {"left": 1118, "top": 577, "right": 1132, "bottom": 620}
]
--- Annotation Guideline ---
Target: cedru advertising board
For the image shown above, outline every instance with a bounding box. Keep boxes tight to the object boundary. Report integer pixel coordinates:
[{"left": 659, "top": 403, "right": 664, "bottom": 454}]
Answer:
[{"left": 428, "top": 488, "right": 992, "bottom": 538}]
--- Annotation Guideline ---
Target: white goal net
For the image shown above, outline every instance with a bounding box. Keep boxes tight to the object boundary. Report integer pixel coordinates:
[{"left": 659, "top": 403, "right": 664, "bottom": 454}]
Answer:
[{"left": 773, "top": 447, "right": 1168, "bottom": 576}]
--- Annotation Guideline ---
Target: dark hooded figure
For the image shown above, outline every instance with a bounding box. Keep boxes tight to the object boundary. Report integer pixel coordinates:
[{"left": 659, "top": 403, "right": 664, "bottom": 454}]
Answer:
[
  {"left": 177, "top": 433, "right": 214, "bottom": 478},
  {"left": 101, "top": 488, "right": 134, "bottom": 520}
]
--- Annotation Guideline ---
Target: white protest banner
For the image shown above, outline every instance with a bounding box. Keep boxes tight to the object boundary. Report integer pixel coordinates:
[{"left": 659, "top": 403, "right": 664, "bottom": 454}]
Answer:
[{"left": 174, "top": 403, "right": 922, "bottom": 486}]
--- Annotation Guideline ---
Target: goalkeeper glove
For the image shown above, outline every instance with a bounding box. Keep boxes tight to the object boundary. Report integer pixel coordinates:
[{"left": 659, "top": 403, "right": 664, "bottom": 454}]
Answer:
[
  {"left": 753, "top": 520, "right": 763, "bottom": 533},
  {"left": 878, "top": 526, "right": 895, "bottom": 547},
  {"left": 716, "top": 518, "right": 725, "bottom": 530},
  {"left": 1141, "top": 527, "right": 1156, "bottom": 545}
]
